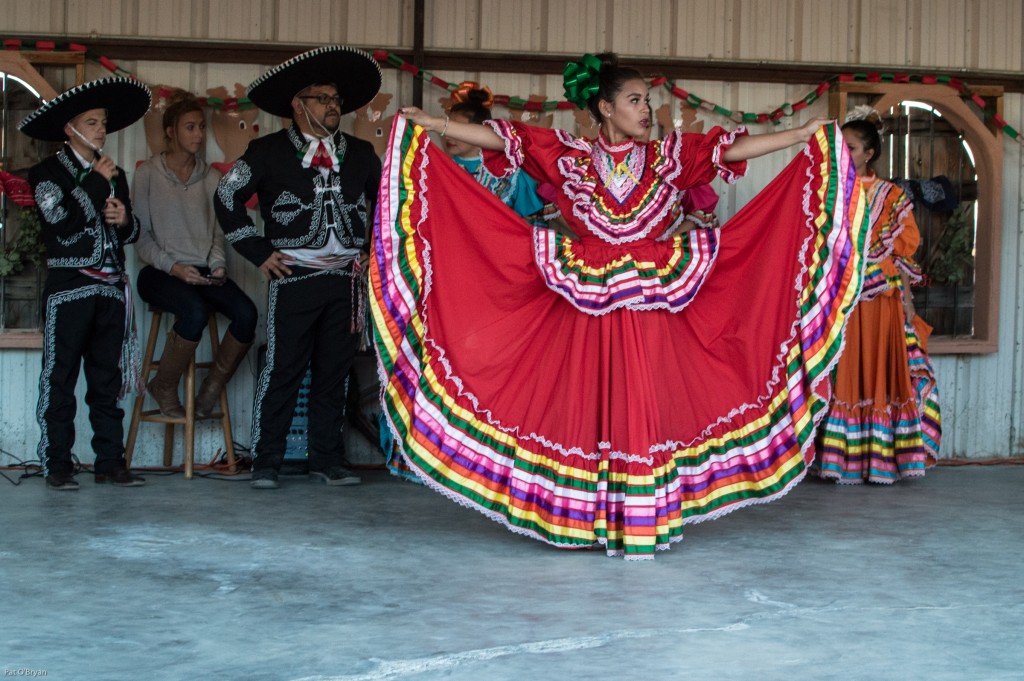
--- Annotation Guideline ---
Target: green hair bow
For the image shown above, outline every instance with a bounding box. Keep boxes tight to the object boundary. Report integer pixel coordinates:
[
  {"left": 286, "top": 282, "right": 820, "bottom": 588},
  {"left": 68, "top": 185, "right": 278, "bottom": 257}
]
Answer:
[{"left": 562, "top": 53, "right": 603, "bottom": 110}]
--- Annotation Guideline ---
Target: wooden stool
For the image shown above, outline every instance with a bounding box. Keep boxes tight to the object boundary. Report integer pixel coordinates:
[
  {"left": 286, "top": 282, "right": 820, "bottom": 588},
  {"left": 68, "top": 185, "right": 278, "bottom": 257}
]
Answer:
[{"left": 125, "top": 306, "right": 237, "bottom": 479}]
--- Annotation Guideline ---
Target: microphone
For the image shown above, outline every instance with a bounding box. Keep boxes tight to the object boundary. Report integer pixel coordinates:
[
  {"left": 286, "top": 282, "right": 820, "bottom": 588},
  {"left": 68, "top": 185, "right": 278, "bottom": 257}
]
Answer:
[
  {"left": 68, "top": 124, "right": 118, "bottom": 202},
  {"left": 68, "top": 124, "right": 104, "bottom": 160}
]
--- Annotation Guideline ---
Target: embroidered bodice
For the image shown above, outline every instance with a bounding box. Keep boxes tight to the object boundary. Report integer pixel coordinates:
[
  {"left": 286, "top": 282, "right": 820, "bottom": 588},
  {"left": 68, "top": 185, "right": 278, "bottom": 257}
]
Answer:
[
  {"left": 480, "top": 121, "right": 747, "bottom": 314},
  {"left": 858, "top": 174, "right": 923, "bottom": 302}
]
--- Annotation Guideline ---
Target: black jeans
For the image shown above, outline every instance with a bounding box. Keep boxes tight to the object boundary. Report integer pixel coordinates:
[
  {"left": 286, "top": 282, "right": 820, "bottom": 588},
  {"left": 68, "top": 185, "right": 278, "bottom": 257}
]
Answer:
[{"left": 137, "top": 265, "right": 257, "bottom": 343}]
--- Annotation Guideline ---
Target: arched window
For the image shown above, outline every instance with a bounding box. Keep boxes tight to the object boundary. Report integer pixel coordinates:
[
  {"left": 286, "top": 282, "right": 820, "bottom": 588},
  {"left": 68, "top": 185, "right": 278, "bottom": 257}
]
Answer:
[
  {"left": 0, "top": 51, "right": 79, "bottom": 348},
  {"left": 831, "top": 82, "right": 1004, "bottom": 354},
  {"left": 0, "top": 70, "right": 47, "bottom": 334}
]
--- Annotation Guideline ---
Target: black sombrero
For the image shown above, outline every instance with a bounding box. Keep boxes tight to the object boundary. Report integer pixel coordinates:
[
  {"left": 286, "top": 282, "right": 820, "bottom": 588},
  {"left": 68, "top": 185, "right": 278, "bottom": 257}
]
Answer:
[
  {"left": 247, "top": 45, "right": 382, "bottom": 118},
  {"left": 18, "top": 77, "right": 151, "bottom": 142}
]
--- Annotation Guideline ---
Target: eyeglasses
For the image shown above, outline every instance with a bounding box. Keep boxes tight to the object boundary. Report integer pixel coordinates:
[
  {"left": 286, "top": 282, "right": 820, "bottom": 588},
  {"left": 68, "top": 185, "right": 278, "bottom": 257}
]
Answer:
[{"left": 299, "top": 94, "right": 342, "bottom": 106}]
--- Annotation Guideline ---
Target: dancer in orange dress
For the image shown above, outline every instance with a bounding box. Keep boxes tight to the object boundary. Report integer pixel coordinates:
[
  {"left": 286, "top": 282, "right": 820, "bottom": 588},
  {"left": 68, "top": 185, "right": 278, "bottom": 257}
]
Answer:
[
  {"left": 816, "top": 110, "right": 941, "bottom": 483},
  {"left": 374, "top": 52, "right": 868, "bottom": 558}
]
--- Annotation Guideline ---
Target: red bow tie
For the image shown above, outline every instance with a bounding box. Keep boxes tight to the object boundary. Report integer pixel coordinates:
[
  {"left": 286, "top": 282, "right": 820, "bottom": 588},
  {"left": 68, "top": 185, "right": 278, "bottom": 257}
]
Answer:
[{"left": 311, "top": 143, "right": 333, "bottom": 168}]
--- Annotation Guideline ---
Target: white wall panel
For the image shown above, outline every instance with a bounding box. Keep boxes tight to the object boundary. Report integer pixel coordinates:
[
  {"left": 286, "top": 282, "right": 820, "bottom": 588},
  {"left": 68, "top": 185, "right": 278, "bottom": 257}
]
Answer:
[
  {"left": 136, "top": 0, "right": 197, "bottom": 39},
  {"left": 205, "top": 0, "right": 274, "bottom": 42},
  {"left": 732, "top": 0, "right": 798, "bottom": 62},
  {"left": 915, "top": 0, "right": 970, "bottom": 69},
  {"left": 480, "top": 0, "right": 543, "bottom": 52},
  {"left": 856, "top": 0, "right": 912, "bottom": 66},
  {"left": 1, "top": 0, "right": 67, "bottom": 33},
  {"left": 544, "top": 0, "right": 609, "bottom": 56},
  {"left": 266, "top": 0, "right": 409, "bottom": 47},
  {"left": 608, "top": 0, "right": 675, "bottom": 57},
  {"left": 1010, "top": 93, "right": 1024, "bottom": 455},
  {"left": 274, "top": 0, "right": 341, "bottom": 44},
  {"left": 63, "top": 0, "right": 133, "bottom": 36},
  {"left": 672, "top": 0, "right": 730, "bottom": 60},
  {"left": 425, "top": 0, "right": 481, "bottom": 49},
  {"left": 796, "top": 1, "right": 857, "bottom": 64},
  {"left": 975, "top": 0, "right": 1024, "bottom": 72},
  {"left": 342, "top": 0, "right": 412, "bottom": 48},
  {"left": 0, "top": 349, "right": 42, "bottom": 464}
]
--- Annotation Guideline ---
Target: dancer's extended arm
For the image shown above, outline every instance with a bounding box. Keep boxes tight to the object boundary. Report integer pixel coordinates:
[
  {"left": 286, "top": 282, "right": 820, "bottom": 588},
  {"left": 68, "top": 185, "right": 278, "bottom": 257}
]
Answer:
[
  {"left": 723, "top": 117, "right": 831, "bottom": 162},
  {"left": 400, "top": 106, "right": 504, "bottom": 150}
]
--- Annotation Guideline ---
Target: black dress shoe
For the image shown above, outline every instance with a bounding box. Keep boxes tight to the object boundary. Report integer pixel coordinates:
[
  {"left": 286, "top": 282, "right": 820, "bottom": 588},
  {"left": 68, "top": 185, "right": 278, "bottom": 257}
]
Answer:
[
  {"left": 94, "top": 466, "right": 146, "bottom": 487},
  {"left": 45, "top": 474, "right": 80, "bottom": 491}
]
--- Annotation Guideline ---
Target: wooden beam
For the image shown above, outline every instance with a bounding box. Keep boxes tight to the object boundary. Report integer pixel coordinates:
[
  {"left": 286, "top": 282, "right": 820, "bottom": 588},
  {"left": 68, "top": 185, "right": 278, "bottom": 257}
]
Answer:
[
  {"left": 11, "top": 35, "right": 1022, "bottom": 93},
  {"left": 412, "top": 0, "right": 425, "bottom": 107}
]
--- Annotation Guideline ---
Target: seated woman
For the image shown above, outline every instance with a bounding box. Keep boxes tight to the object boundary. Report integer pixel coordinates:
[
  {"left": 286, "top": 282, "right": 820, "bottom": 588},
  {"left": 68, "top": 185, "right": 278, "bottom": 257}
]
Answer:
[{"left": 132, "top": 91, "right": 257, "bottom": 418}]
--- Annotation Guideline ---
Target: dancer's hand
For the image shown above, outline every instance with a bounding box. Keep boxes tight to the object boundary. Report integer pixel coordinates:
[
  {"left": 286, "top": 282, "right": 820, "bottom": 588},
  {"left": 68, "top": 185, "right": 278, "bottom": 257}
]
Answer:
[
  {"left": 399, "top": 107, "right": 443, "bottom": 133},
  {"left": 904, "top": 295, "right": 916, "bottom": 321},
  {"left": 795, "top": 117, "right": 833, "bottom": 143}
]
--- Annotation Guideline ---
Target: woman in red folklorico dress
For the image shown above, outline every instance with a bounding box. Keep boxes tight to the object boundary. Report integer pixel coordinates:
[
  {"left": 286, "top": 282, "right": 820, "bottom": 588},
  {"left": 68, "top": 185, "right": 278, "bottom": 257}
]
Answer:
[
  {"left": 372, "top": 52, "right": 869, "bottom": 559},
  {"left": 815, "top": 111, "right": 941, "bottom": 483}
]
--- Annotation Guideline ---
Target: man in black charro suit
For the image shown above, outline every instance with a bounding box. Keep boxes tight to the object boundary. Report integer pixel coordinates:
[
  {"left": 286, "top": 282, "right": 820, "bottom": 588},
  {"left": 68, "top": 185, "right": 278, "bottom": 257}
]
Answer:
[
  {"left": 20, "top": 77, "right": 151, "bottom": 490},
  {"left": 215, "top": 46, "right": 382, "bottom": 489}
]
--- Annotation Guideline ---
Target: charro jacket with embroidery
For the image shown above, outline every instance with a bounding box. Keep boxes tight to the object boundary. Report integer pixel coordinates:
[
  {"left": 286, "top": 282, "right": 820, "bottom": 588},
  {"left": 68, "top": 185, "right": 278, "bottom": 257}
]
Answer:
[
  {"left": 214, "top": 125, "right": 382, "bottom": 268},
  {"left": 28, "top": 147, "right": 139, "bottom": 271}
]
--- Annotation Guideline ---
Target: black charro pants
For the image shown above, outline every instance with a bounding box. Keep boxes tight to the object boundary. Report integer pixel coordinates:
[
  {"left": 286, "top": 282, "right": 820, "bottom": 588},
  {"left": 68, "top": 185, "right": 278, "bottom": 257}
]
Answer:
[
  {"left": 36, "top": 271, "right": 127, "bottom": 477},
  {"left": 250, "top": 267, "right": 360, "bottom": 472}
]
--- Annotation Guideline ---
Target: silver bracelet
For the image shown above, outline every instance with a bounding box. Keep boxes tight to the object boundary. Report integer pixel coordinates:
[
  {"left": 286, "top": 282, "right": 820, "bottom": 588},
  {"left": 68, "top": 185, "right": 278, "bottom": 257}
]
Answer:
[{"left": 439, "top": 115, "right": 449, "bottom": 137}]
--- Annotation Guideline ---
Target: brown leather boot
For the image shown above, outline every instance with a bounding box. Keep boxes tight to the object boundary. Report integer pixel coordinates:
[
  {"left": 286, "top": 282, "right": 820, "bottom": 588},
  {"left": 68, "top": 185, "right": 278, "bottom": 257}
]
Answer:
[
  {"left": 195, "top": 331, "right": 252, "bottom": 417},
  {"left": 146, "top": 330, "right": 198, "bottom": 418}
]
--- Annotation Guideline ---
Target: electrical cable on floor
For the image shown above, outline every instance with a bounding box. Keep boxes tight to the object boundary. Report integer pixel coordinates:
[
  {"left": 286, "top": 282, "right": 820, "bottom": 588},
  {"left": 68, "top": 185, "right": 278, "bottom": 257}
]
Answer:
[
  {"left": 193, "top": 441, "right": 256, "bottom": 481},
  {"left": 0, "top": 448, "right": 84, "bottom": 485},
  {"left": 0, "top": 448, "right": 43, "bottom": 486},
  {"left": 0, "top": 441, "right": 259, "bottom": 482}
]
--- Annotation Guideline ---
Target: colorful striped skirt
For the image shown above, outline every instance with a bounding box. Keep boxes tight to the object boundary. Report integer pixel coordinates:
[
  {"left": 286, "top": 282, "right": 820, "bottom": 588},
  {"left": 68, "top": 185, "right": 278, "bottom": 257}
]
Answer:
[
  {"left": 371, "top": 118, "right": 867, "bottom": 559},
  {"left": 817, "top": 297, "right": 941, "bottom": 484}
]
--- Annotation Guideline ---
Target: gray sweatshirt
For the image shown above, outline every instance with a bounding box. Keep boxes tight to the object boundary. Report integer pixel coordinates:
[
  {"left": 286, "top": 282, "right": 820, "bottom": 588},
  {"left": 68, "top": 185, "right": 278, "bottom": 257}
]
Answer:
[{"left": 132, "top": 153, "right": 226, "bottom": 273}]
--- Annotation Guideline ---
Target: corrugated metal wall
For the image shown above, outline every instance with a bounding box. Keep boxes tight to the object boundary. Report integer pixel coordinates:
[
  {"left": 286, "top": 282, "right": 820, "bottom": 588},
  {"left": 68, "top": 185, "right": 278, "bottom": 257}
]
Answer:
[{"left": 2, "top": 0, "right": 1023, "bottom": 466}]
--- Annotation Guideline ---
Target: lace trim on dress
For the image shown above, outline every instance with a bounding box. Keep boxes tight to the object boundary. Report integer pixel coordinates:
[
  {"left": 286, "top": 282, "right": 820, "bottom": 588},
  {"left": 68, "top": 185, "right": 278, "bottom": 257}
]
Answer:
[
  {"left": 482, "top": 119, "right": 523, "bottom": 179},
  {"left": 710, "top": 125, "right": 747, "bottom": 184}
]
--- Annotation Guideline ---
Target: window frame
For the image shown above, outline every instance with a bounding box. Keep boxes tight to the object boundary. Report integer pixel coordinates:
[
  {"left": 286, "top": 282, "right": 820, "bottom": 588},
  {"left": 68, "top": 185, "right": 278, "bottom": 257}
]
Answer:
[
  {"left": 0, "top": 51, "right": 85, "bottom": 350},
  {"left": 830, "top": 81, "right": 1005, "bottom": 355}
]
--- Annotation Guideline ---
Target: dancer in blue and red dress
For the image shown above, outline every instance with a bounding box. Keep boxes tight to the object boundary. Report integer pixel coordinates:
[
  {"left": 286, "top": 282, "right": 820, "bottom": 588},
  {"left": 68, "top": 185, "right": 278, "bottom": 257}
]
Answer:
[{"left": 374, "top": 52, "right": 868, "bottom": 559}]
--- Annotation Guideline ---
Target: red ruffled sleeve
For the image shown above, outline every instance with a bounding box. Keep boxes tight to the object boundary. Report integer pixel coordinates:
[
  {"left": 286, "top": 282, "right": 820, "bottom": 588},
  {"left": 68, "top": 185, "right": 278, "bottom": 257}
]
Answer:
[{"left": 657, "top": 126, "right": 749, "bottom": 190}]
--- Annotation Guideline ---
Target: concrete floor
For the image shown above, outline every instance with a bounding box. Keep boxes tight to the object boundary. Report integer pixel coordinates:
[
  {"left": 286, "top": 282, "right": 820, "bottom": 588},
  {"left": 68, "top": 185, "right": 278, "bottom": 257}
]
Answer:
[{"left": 1, "top": 465, "right": 1021, "bottom": 681}]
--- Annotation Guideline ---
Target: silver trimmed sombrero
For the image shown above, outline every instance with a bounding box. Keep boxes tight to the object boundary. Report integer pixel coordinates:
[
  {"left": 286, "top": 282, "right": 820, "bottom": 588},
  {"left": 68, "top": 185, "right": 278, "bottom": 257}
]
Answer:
[
  {"left": 247, "top": 45, "right": 382, "bottom": 118},
  {"left": 18, "top": 77, "right": 151, "bottom": 142}
]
